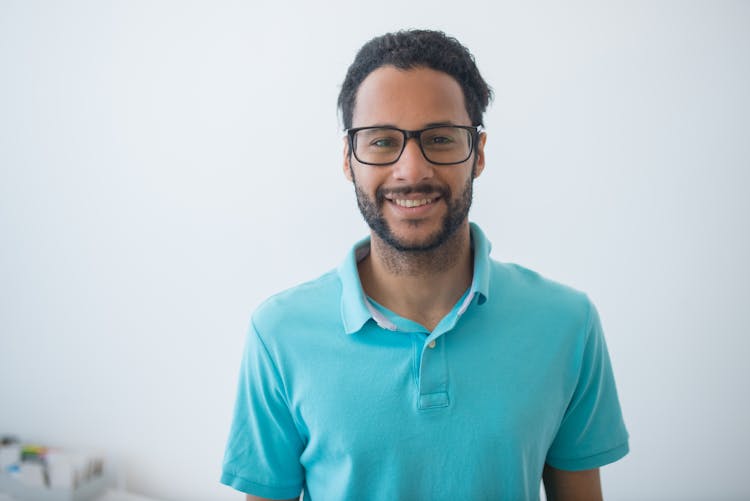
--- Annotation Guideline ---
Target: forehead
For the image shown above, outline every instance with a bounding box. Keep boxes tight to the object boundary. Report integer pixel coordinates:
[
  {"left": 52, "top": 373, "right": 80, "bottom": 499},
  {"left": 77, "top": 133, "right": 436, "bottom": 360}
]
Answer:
[{"left": 351, "top": 66, "right": 471, "bottom": 129}]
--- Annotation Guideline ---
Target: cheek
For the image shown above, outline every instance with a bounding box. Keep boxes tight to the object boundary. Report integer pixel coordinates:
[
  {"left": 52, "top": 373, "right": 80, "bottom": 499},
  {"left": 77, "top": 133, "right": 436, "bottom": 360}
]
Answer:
[
  {"left": 352, "top": 166, "right": 386, "bottom": 191},
  {"left": 448, "top": 170, "right": 473, "bottom": 191}
]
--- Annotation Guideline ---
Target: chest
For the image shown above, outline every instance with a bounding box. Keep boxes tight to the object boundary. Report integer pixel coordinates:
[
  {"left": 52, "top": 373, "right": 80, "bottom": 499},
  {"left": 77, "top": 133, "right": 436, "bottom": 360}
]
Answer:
[{"left": 286, "top": 317, "right": 577, "bottom": 469}]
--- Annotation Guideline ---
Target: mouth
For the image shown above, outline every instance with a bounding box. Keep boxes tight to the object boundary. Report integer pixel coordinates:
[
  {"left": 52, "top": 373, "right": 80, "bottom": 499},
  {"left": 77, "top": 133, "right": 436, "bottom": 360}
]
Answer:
[
  {"left": 392, "top": 198, "right": 435, "bottom": 208},
  {"left": 378, "top": 184, "right": 447, "bottom": 215}
]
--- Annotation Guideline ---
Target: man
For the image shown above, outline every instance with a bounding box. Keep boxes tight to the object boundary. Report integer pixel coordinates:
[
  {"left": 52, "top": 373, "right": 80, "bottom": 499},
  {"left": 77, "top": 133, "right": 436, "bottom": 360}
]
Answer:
[{"left": 222, "top": 30, "right": 629, "bottom": 501}]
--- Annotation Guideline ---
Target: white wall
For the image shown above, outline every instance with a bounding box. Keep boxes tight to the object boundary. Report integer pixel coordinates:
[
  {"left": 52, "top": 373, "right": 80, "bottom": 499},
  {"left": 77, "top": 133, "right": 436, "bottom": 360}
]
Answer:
[{"left": 1, "top": 1, "right": 748, "bottom": 500}]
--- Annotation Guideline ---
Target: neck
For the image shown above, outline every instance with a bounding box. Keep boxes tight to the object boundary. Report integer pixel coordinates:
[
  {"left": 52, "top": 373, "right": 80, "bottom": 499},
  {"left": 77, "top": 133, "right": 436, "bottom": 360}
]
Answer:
[{"left": 358, "top": 222, "right": 474, "bottom": 331}]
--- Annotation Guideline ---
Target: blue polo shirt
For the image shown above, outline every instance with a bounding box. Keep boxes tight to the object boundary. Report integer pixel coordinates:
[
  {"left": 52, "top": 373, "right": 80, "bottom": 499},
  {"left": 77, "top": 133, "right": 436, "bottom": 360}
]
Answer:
[{"left": 221, "top": 223, "right": 629, "bottom": 500}]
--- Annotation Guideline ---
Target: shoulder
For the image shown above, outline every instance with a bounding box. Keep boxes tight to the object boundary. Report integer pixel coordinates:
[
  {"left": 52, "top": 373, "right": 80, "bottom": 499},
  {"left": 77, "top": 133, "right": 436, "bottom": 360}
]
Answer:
[
  {"left": 488, "top": 259, "right": 594, "bottom": 328},
  {"left": 251, "top": 269, "right": 343, "bottom": 337}
]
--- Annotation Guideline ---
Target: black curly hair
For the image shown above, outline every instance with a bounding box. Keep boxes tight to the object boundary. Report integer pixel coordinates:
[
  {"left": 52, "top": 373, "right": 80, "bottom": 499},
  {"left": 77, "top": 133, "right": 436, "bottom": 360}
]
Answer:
[{"left": 338, "top": 29, "right": 492, "bottom": 130}]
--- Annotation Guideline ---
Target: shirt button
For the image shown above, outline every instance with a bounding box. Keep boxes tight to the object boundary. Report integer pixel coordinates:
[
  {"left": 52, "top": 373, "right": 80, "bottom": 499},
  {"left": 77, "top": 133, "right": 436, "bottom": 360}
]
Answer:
[{"left": 428, "top": 340, "right": 436, "bottom": 349}]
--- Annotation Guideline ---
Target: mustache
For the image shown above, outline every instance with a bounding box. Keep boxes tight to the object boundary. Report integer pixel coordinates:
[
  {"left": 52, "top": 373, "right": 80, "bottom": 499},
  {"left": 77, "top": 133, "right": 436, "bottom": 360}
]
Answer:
[{"left": 376, "top": 182, "right": 450, "bottom": 200}]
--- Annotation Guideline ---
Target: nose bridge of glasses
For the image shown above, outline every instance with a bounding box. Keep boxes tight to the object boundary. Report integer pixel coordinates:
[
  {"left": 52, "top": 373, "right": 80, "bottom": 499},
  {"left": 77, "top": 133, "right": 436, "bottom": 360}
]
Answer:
[
  {"left": 399, "top": 129, "right": 428, "bottom": 162},
  {"left": 403, "top": 129, "right": 422, "bottom": 142}
]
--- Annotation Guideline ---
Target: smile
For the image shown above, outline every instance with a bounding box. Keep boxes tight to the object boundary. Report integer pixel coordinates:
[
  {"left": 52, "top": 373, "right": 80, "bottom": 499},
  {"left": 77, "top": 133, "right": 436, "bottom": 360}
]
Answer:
[{"left": 393, "top": 198, "right": 434, "bottom": 208}]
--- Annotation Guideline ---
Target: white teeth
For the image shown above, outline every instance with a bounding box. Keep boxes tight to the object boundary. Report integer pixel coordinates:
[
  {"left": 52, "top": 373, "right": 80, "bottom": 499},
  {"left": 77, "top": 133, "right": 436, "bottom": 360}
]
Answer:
[{"left": 394, "top": 198, "right": 432, "bottom": 208}]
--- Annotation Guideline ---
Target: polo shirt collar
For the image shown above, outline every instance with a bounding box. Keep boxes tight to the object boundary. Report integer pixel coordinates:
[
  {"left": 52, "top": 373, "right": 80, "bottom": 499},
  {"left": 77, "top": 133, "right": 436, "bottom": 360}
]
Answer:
[
  {"left": 470, "top": 222, "right": 491, "bottom": 306},
  {"left": 338, "top": 222, "right": 492, "bottom": 335},
  {"left": 338, "top": 236, "right": 372, "bottom": 334}
]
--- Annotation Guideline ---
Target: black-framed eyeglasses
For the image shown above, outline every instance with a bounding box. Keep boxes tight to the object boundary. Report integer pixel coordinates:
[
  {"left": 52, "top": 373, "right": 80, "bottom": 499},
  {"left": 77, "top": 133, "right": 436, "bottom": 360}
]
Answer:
[{"left": 345, "top": 124, "right": 484, "bottom": 166}]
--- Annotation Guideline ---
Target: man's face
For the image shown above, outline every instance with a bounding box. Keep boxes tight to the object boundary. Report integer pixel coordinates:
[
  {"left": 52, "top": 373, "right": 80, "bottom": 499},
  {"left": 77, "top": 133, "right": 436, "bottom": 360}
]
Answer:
[{"left": 343, "top": 66, "right": 486, "bottom": 252}]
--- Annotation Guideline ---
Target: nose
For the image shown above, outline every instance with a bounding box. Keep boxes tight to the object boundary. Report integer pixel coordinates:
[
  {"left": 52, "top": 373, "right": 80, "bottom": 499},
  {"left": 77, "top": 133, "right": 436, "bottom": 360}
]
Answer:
[{"left": 391, "top": 137, "right": 434, "bottom": 183}]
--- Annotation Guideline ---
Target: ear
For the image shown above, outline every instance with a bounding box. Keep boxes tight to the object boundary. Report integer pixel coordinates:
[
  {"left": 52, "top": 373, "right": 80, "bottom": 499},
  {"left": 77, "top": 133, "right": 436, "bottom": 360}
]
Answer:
[
  {"left": 343, "top": 136, "right": 353, "bottom": 182},
  {"left": 473, "top": 131, "right": 487, "bottom": 179}
]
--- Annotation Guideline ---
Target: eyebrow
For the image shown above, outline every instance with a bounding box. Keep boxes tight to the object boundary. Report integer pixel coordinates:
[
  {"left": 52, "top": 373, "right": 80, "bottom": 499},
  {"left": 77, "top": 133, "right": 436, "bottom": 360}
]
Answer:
[{"left": 362, "top": 121, "right": 461, "bottom": 129}]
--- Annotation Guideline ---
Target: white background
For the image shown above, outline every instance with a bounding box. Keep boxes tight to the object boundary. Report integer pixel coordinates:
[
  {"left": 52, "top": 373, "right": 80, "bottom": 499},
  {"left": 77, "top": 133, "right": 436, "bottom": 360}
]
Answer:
[{"left": 1, "top": 1, "right": 749, "bottom": 500}]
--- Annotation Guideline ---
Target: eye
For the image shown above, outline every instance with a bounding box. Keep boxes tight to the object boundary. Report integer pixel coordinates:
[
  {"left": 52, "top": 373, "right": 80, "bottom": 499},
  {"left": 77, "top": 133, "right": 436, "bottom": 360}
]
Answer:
[
  {"left": 423, "top": 130, "right": 458, "bottom": 147},
  {"left": 428, "top": 135, "right": 454, "bottom": 145},
  {"left": 371, "top": 137, "right": 398, "bottom": 148},
  {"left": 357, "top": 128, "right": 402, "bottom": 150}
]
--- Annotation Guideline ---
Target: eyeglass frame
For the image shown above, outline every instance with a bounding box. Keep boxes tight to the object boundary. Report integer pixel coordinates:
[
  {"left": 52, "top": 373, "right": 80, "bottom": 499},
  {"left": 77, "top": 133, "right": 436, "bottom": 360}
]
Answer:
[{"left": 344, "top": 124, "right": 485, "bottom": 166}]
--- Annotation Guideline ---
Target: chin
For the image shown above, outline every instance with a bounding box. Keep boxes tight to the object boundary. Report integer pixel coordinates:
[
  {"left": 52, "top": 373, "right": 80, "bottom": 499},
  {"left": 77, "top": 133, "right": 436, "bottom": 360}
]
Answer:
[{"left": 380, "top": 225, "right": 454, "bottom": 252}]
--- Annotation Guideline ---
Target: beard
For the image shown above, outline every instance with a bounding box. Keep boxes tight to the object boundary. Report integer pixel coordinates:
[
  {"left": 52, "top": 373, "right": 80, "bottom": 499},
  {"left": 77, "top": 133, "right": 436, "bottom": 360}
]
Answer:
[{"left": 352, "top": 168, "right": 474, "bottom": 253}]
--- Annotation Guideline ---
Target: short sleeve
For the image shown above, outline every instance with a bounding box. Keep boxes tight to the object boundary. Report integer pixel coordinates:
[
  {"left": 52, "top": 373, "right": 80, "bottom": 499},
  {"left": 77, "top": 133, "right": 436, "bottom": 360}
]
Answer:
[
  {"left": 221, "top": 319, "right": 305, "bottom": 498},
  {"left": 546, "top": 302, "right": 629, "bottom": 471}
]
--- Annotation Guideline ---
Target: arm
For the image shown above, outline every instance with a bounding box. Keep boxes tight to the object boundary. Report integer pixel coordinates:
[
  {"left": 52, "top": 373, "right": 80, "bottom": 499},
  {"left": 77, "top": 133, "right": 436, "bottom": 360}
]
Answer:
[
  {"left": 221, "top": 321, "right": 305, "bottom": 500},
  {"left": 542, "top": 464, "right": 602, "bottom": 501},
  {"left": 246, "top": 495, "right": 300, "bottom": 501}
]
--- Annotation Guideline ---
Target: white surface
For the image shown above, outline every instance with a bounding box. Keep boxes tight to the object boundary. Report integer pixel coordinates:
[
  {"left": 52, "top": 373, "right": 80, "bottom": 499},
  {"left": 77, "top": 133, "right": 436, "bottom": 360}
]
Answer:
[
  {"left": 1, "top": 1, "right": 749, "bottom": 501},
  {"left": 0, "top": 490, "right": 161, "bottom": 501},
  {"left": 98, "top": 489, "right": 163, "bottom": 501}
]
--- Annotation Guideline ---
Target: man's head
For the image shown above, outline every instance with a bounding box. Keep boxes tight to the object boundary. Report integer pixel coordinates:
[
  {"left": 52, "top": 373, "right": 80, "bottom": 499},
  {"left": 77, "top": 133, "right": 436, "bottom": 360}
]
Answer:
[
  {"left": 340, "top": 30, "right": 492, "bottom": 253},
  {"left": 338, "top": 30, "right": 492, "bottom": 130}
]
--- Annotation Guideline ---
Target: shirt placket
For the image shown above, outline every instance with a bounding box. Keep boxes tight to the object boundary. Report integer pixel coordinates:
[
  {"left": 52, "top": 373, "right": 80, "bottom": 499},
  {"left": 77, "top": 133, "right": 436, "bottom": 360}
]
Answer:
[{"left": 417, "top": 332, "right": 449, "bottom": 410}]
